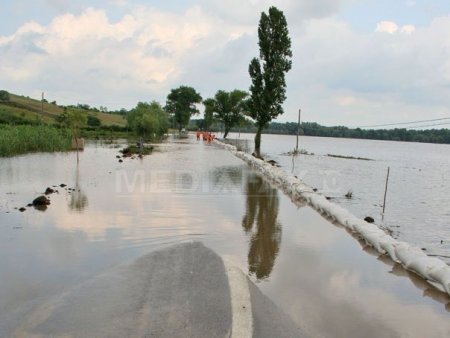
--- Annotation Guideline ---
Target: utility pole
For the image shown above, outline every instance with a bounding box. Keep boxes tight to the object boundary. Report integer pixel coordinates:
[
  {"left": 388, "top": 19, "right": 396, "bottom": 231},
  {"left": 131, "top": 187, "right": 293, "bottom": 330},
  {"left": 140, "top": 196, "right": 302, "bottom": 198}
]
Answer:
[
  {"left": 41, "top": 92, "right": 44, "bottom": 115},
  {"left": 295, "top": 108, "right": 301, "bottom": 153}
]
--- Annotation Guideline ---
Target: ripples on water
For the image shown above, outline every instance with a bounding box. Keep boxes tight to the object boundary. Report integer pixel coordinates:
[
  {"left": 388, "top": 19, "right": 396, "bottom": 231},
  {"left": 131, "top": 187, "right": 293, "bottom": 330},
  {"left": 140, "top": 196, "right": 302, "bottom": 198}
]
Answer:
[
  {"left": 1, "top": 137, "right": 450, "bottom": 337},
  {"left": 226, "top": 133, "right": 450, "bottom": 262}
]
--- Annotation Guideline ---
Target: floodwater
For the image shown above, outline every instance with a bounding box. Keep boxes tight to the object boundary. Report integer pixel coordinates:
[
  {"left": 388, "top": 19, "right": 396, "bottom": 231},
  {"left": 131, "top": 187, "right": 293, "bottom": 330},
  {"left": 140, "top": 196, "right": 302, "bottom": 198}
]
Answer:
[
  {"left": 1, "top": 136, "right": 450, "bottom": 337},
  {"left": 227, "top": 133, "right": 450, "bottom": 263}
]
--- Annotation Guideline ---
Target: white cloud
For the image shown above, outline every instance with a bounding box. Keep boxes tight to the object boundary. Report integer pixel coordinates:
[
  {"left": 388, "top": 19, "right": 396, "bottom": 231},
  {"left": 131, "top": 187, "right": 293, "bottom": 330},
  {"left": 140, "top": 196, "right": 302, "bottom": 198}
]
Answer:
[
  {"left": 200, "top": 0, "right": 343, "bottom": 25},
  {"left": 375, "top": 21, "right": 399, "bottom": 34},
  {"left": 0, "top": 6, "right": 253, "bottom": 108},
  {"left": 288, "top": 15, "right": 450, "bottom": 125},
  {"left": 401, "top": 24, "right": 416, "bottom": 34},
  {"left": 336, "top": 95, "right": 361, "bottom": 107},
  {"left": 0, "top": 2, "right": 450, "bottom": 127}
]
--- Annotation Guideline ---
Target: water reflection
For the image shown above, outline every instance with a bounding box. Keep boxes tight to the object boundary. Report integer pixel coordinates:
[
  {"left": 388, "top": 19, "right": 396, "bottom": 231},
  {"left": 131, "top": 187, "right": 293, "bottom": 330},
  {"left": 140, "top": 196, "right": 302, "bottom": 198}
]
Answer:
[
  {"left": 242, "top": 173, "right": 282, "bottom": 280},
  {"left": 69, "top": 163, "right": 88, "bottom": 212},
  {"left": 390, "top": 263, "right": 450, "bottom": 310},
  {"left": 209, "top": 166, "right": 244, "bottom": 194}
]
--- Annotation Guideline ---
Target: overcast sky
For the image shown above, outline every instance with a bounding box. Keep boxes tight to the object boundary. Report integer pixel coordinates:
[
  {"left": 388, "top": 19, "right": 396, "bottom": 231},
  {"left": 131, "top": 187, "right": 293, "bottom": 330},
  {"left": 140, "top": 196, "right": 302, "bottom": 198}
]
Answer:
[{"left": 1, "top": 0, "right": 450, "bottom": 126}]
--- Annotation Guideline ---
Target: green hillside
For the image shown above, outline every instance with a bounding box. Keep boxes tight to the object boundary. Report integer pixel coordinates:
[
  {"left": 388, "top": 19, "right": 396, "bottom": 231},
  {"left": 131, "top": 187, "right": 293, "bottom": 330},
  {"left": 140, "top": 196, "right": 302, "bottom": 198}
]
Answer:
[{"left": 0, "top": 92, "right": 126, "bottom": 126}]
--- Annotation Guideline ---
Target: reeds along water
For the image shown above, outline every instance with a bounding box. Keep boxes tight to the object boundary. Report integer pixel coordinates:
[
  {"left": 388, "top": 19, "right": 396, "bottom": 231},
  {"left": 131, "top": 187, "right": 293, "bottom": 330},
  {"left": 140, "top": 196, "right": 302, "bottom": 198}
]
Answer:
[{"left": 0, "top": 125, "right": 72, "bottom": 156}]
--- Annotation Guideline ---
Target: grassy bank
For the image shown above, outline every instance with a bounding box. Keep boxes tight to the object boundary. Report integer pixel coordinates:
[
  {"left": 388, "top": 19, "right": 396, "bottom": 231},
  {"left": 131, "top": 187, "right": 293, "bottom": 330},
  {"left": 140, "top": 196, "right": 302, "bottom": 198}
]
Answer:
[
  {"left": 0, "top": 125, "right": 72, "bottom": 157},
  {"left": 0, "top": 93, "right": 126, "bottom": 126}
]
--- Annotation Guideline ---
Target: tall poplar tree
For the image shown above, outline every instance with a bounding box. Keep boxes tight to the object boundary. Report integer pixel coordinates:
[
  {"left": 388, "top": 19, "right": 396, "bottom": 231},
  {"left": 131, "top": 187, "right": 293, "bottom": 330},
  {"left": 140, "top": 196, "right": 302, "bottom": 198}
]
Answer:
[{"left": 248, "top": 6, "right": 292, "bottom": 157}]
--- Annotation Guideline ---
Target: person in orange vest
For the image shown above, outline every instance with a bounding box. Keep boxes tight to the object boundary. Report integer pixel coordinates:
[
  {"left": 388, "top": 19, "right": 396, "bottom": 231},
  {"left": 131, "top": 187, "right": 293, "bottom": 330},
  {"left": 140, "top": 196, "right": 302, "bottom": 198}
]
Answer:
[{"left": 196, "top": 131, "right": 200, "bottom": 141}]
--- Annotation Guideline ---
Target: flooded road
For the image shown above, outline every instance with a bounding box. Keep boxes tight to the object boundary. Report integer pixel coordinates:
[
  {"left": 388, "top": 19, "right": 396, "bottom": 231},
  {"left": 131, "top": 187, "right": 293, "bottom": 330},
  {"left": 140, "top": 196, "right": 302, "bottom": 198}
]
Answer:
[
  {"left": 1, "top": 137, "right": 450, "bottom": 337},
  {"left": 226, "top": 133, "right": 450, "bottom": 262}
]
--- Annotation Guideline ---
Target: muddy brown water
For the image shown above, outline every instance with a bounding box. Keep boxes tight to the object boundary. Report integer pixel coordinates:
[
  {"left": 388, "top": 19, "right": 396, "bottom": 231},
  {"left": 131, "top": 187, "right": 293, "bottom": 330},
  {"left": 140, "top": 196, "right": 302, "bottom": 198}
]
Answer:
[{"left": 0, "top": 136, "right": 449, "bottom": 337}]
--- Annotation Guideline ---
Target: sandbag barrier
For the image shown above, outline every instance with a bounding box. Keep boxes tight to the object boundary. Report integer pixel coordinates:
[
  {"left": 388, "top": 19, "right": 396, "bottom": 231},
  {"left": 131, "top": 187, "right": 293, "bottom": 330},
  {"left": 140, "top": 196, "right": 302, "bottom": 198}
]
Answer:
[{"left": 215, "top": 140, "right": 450, "bottom": 296}]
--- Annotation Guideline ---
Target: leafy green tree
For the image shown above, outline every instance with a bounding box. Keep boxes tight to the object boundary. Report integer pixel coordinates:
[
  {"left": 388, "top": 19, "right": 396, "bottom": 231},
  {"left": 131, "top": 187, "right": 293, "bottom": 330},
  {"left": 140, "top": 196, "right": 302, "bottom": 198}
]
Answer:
[
  {"left": 0, "top": 90, "right": 10, "bottom": 102},
  {"left": 248, "top": 6, "right": 292, "bottom": 157},
  {"left": 203, "top": 98, "right": 215, "bottom": 131},
  {"left": 204, "top": 90, "right": 248, "bottom": 138},
  {"left": 127, "top": 101, "right": 169, "bottom": 139},
  {"left": 165, "top": 86, "right": 202, "bottom": 131}
]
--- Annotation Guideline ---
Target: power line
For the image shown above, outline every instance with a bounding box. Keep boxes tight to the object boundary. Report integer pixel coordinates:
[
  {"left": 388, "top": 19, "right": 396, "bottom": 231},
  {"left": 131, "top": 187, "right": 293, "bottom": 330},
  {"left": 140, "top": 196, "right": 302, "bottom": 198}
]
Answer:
[
  {"left": 356, "top": 117, "right": 450, "bottom": 129},
  {"left": 405, "top": 122, "right": 450, "bottom": 129}
]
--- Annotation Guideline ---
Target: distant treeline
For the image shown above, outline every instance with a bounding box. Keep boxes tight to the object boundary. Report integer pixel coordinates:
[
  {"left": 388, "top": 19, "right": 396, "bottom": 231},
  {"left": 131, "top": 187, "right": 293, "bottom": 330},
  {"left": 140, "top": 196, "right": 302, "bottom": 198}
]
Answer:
[
  {"left": 263, "top": 122, "right": 450, "bottom": 144},
  {"left": 190, "top": 120, "right": 450, "bottom": 144}
]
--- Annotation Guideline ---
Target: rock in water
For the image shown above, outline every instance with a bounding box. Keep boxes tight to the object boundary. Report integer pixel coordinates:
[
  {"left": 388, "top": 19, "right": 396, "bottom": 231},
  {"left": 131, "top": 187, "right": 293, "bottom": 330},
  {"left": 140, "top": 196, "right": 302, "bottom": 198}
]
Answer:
[
  {"left": 19, "top": 207, "right": 26, "bottom": 212},
  {"left": 364, "top": 216, "right": 375, "bottom": 223},
  {"left": 33, "top": 196, "right": 50, "bottom": 206},
  {"left": 45, "top": 187, "right": 55, "bottom": 195}
]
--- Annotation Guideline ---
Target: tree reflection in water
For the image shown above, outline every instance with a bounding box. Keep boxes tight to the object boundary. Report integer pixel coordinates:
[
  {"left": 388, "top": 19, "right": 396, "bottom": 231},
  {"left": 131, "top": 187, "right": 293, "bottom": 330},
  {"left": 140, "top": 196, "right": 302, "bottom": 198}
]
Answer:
[
  {"left": 242, "top": 172, "right": 282, "bottom": 280},
  {"left": 69, "top": 163, "right": 88, "bottom": 212}
]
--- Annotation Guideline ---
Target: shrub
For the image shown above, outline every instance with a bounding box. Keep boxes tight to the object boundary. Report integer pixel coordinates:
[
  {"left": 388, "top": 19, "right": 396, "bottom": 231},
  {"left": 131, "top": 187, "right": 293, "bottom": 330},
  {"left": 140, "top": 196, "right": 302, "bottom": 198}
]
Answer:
[
  {"left": 0, "top": 90, "right": 10, "bottom": 102},
  {"left": 87, "top": 115, "right": 101, "bottom": 127}
]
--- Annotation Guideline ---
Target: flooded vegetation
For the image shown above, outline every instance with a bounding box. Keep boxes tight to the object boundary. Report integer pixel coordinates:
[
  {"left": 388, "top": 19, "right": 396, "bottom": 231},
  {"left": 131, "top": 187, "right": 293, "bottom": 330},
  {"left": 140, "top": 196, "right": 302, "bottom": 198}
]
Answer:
[{"left": 0, "top": 125, "right": 72, "bottom": 157}]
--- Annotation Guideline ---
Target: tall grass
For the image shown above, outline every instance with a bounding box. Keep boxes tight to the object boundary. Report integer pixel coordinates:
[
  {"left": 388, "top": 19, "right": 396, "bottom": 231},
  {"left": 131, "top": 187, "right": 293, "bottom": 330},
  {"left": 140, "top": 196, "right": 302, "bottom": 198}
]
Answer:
[{"left": 0, "top": 125, "right": 72, "bottom": 157}]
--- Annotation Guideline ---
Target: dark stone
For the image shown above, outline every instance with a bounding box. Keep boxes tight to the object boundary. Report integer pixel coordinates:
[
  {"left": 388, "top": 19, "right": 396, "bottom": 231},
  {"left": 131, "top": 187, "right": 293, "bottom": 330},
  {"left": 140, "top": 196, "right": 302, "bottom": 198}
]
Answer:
[
  {"left": 33, "top": 195, "right": 50, "bottom": 206},
  {"left": 45, "top": 187, "right": 55, "bottom": 195},
  {"left": 119, "top": 159, "right": 123, "bottom": 163},
  {"left": 19, "top": 207, "right": 26, "bottom": 212},
  {"left": 60, "top": 184, "right": 67, "bottom": 188},
  {"left": 364, "top": 216, "right": 375, "bottom": 223},
  {"left": 34, "top": 204, "right": 48, "bottom": 212},
  {"left": 116, "top": 155, "right": 121, "bottom": 159},
  {"left": 27, "top": 203, "right": 32, "bottom": 207},
  {"left": 325, "top": 196, "right": 332, "bottom": 200},
  {"left": 313, "top": 188, "right": 318, "bottom": 192}
]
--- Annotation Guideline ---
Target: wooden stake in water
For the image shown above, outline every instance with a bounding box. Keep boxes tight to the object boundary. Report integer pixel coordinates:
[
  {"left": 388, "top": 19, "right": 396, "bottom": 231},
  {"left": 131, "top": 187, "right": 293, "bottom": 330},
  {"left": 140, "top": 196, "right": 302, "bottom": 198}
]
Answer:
[
  {"left": 295, "top": 108, "right": 301, "bottom": 153},
  {"left": 382, "top": 166, "right": 390, "bottom": 214}
]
